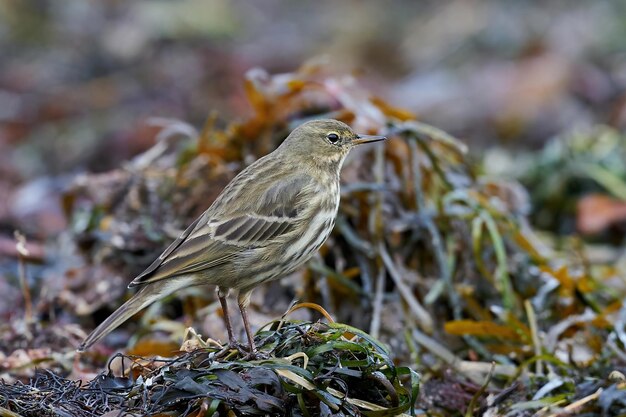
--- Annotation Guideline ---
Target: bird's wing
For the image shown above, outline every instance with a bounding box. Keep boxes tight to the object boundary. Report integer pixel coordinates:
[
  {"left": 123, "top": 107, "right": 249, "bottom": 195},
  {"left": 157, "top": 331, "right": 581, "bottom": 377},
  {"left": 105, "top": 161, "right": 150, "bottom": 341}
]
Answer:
[
  {"left": 127, "top": 214, "right": 227, "bottom": 287},
  {"left": 128, "top": 174, "right": 310, "bottom": 287}
]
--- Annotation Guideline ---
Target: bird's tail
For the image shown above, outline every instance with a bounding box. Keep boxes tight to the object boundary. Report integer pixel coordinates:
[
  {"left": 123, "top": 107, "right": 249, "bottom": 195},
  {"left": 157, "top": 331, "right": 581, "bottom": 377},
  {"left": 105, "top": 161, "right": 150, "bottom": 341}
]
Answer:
[{"left": 77, "top": 278, "right": 190, "bottom": 352}]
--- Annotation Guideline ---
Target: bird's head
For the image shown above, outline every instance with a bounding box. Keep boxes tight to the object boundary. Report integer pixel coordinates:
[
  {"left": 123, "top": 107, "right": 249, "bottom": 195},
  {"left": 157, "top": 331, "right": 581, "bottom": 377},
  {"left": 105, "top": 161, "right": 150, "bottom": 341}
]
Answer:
[{"left": 279, "top": 119, "right": 386, "bottom": 170}]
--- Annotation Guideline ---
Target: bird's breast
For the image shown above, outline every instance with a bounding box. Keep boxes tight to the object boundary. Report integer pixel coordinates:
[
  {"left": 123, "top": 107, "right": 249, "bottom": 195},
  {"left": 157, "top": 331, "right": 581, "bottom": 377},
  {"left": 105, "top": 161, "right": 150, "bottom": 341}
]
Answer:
[
  {"left": 281, "top": 182, "right": 339, "bottom": 263},
  {"left": 232, "top": 180, "right": 340, "bottom": 290}
]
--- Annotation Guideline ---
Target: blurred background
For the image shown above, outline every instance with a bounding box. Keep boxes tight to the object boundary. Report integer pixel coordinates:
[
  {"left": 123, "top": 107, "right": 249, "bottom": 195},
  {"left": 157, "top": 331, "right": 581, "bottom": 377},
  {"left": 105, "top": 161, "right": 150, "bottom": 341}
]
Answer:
[
  {"left": 3, "top": 0, "right": 626, "bottom": 271},
  {"left": 2, "top": 0, "right": 626, "bottom": 395},
  {"left": 2, "top": 0, "right": 626, "bottom": 238},
  {"left": 3, "top": 0, "right": 626, "bottom": 178}
]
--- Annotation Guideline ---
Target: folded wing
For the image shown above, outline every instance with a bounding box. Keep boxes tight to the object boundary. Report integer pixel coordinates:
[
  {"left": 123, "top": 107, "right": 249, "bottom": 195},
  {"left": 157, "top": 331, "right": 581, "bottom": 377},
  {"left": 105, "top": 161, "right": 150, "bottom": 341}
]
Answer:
[{"left": 128, "top": 174, "right": 310, "bottom": 287}]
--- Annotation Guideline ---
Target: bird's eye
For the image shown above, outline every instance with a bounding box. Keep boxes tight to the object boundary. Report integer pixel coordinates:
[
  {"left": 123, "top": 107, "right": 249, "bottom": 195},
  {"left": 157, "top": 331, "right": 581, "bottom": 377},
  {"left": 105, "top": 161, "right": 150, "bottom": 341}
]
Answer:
[{"left": 327, "top": 133, "right": 340, "bottom": 144}]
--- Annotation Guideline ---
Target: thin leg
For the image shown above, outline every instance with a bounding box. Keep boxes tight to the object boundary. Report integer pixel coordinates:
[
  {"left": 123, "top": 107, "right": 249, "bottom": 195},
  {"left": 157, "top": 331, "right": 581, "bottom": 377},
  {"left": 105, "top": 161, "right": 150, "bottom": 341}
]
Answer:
[
  {"left": 217, "top": 286, "right": 236, "bottom": 345},
  {"left": 237, "top": 291, "right": 255, "bottom": 353}
]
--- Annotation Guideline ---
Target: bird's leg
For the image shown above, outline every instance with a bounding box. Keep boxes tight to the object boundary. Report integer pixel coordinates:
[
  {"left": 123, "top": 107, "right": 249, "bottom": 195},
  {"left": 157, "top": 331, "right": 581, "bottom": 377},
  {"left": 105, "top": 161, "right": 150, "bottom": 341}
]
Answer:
[
  {"left": 237, "top": 291, "right": 256, "bottom": 353},
  {"left": 216, "top": 286, "right": 236, "bottom": 346}
]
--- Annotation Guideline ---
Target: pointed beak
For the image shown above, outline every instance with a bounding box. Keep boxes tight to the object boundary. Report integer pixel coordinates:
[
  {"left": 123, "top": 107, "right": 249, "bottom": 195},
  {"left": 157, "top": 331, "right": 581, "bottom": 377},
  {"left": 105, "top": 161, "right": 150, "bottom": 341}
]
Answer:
[{"left": 352, "top": 134, "right": 387, "bottom": 146}]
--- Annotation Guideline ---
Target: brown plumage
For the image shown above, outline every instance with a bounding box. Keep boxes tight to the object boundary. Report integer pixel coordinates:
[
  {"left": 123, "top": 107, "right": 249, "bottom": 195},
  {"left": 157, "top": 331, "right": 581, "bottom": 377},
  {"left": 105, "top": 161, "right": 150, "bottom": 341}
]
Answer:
[{"left": 77, "top": 119, "right": 386, "bottom": 353}]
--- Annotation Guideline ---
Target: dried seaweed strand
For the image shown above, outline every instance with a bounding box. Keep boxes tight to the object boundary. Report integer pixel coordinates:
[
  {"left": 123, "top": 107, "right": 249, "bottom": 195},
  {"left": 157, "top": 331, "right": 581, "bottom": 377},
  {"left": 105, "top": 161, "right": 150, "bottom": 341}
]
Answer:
[
  {"left": 380, "top": 244, "right": 433, "bottom": 331},
  {"left": 14, "top": 231, "right": 32, "bottom": 323},
  {"left": 524, "top": 299, "right": 543, "bottom": 375},
  {"left": 370, "top": 141, "right": 387, "bottom": 339},
  {"left": 407, "top": 139, "right": 461, "bottom": 318}
]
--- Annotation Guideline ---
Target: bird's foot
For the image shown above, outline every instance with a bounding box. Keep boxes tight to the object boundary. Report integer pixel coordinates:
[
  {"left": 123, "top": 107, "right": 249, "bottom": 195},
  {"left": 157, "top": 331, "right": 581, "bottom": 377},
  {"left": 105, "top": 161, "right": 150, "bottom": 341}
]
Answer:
[
  {"left": 231, "top": 340, "right": 251, "bottom": 357},
  {"left": 228, "top": 339, "right": 269, "bottom": 360},
  {"left": 214, "top": 339, "right": 268, "bottom": 360},
  {"left": 214, "top": 339, "right": 242, "bottom": 359},
  {"left": 215, "top": 339, "right": 252, "bottom": 358},
  {"left": 240, "top": 349, "right": 271, "bottom": 361}
]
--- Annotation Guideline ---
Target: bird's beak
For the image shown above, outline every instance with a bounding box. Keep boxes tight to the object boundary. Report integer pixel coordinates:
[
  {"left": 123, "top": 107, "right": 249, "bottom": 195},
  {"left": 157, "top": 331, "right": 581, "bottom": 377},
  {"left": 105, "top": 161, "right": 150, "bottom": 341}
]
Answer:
[{"left": 352, "top": 134, "right": 387, "bottom": 146}]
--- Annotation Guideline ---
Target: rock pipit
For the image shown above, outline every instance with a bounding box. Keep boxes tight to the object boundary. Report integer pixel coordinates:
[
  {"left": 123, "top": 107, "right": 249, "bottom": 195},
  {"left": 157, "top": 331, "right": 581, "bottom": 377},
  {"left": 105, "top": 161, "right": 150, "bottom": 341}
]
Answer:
[{"left": 78, "top": 119, "right": 386, "bottom": 353}]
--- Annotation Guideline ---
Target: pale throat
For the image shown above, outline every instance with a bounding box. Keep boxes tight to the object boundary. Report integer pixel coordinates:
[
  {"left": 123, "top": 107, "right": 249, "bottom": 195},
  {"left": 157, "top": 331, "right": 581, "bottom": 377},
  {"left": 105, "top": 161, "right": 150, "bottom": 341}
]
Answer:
[{"left": 308, "top": 151, "right": 348, "bottom": 177}]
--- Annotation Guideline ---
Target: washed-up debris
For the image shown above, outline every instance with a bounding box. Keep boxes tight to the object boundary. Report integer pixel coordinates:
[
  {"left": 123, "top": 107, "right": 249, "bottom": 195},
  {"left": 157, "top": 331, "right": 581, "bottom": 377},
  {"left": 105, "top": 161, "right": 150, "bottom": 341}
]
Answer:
[{"left": 1, "top": 319, "right": 419, "bottom": 417}]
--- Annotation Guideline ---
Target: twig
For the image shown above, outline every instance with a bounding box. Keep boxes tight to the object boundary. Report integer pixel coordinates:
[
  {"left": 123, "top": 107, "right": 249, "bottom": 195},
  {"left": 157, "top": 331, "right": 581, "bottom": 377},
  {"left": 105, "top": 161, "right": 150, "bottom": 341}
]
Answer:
[
  {"left": 380, "top": 244, "right": 433, "bottom": 332},
  {"left": 524, "top": 299, "right": 543, "bottom": 375},
  {"left": 465, "top": 363, "right": 494, "bottom": 417},
  {"left": 457, "top": 361, "right": 516, "bottom": 377},
  {"left": 481, "top": 212, "right": 515, "bottom": 311},
  {"left": 369, "top": 266, "right": 386, "bottom": 339},
  {"left": 543, "top": 388, "right": 602, "bottom": 417},
  {"left": 408, "top": 140, "right": 461, "bottom": 319},
  {"left": 14, "top": 231, "right": 33, "bottom": 323},
  {"left": 370, "top": 138, "right": 386, "bottom": 339}
]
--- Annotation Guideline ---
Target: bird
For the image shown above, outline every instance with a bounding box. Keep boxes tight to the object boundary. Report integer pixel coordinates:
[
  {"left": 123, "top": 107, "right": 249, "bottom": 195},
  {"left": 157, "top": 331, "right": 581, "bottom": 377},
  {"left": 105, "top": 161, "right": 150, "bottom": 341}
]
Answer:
[{"left": 77, "top": 119, "right": 386, "bottom": 353}]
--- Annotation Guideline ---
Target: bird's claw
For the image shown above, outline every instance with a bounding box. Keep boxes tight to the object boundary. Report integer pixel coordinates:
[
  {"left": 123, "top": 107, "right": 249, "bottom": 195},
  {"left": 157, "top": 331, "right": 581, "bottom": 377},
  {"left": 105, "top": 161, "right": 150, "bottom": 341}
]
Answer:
[
  {"left": 223, "top": 340, "right": 269, "bottom": 360},
  {"left": 231, "top": 340, "right": 251, "bottom": 356},
  {"left": 214, "top": 339, "right": 254, "bottom": 359},
  {"left": 241, "top": 349, "right": 271, "bottom": 360}
]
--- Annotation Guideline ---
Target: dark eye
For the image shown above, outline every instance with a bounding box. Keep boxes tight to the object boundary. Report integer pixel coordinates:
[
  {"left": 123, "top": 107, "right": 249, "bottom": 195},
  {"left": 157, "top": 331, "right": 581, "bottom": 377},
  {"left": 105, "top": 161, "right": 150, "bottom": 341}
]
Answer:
[{"left": 327, "top": 133, "right": 340, "bottom": 143}]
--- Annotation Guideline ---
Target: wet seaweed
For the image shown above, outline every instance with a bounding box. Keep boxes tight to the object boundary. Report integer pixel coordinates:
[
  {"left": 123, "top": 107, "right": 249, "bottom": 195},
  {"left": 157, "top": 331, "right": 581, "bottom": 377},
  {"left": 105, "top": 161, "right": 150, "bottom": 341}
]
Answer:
[{"left": 1, "top": 319, "right": 419, "bottom": 417}]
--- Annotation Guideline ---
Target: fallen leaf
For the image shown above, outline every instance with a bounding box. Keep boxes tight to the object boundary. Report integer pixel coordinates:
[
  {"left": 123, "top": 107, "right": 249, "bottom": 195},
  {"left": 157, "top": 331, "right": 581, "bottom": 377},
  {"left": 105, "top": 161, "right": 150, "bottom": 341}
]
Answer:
[
  {"left": 577, "top": 194, "right": 626, "bottom": 234},
  {"left": 444, "top": 320, "right": 522, "bottom": 341}
]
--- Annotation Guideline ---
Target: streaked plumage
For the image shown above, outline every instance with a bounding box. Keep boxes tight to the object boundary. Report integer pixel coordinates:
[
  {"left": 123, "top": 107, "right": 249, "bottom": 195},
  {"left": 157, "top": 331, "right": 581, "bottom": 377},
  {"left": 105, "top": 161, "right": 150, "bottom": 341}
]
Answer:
[{"left": 78, "top": 119, "right": 385, "bottom": 353}]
